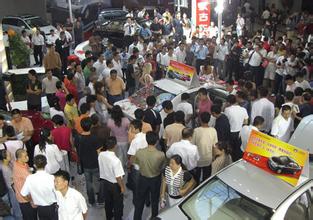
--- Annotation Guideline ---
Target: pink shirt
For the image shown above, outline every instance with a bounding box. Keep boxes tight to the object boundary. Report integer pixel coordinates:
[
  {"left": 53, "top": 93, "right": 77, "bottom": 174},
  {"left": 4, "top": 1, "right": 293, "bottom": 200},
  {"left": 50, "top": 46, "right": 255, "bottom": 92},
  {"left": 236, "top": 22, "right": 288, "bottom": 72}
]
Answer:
[
  {"left": 56, "top": 91, "right": 66, "bottom": 110},
  {"left": 198, "top": 99, "right": 213, "bottom": 114},
  {"left": 107, "top": 117, "right": 130, "bottom": 143},
  {"left": 51, "top": 126, "right": 72, "bottom": 151}
]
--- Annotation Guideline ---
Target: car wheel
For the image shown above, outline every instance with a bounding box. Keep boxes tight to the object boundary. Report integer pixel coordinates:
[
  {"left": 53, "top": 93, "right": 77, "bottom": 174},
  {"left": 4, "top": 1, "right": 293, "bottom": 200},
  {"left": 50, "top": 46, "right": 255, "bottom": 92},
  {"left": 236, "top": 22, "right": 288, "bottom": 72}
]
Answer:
[{"left": 277, "top": 169, "right": 282, "bottom": 174}]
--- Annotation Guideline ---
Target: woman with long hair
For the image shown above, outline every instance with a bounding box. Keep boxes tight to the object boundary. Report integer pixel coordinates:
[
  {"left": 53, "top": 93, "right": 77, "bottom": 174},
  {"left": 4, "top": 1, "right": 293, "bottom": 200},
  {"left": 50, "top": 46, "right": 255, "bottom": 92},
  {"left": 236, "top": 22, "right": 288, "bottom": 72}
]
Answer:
[
  {"left": 160, "top": 155, "right": 195, "bottom": 208},
  {"left": 94, "top": 81, "right": 112, "bottom": 124},
  {"left": 107, "top": 105, "right": 130, "bottom": 167},
  {"left": 211, "top": 141, "right": 233, "bottom": 175},
  {"left": 34, "top": 128, "right": 63, "bottom": 174}
]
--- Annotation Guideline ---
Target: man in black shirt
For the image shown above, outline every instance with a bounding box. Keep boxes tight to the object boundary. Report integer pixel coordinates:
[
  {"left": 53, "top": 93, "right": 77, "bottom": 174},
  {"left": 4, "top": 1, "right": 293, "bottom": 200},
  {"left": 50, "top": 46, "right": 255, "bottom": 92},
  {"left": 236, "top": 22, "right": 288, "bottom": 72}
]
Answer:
[
  {"left": 55, "top": 31, "right": 70, "bottom": 74},
  {"left": 162, "top": 100, "right": 175, "bottom": 129},
  {"left": 76, "top": 117, "right": 102, "bottom": 205},
  {"left": 150, "top": 17, "right": 162, "bottom": 36},
  {"left": 211, "top": 104, "right": 231, "bottom": 143},
  {"left": 299, "top": 92, "right": 313, "bottom": 119},
  {"left": 144, "top": 96, "right": 162, "bottom": 134},
  {"left": 126, "top": 55, "right": 137, "bottom": 96},
  {"left": 172, "top": 12, "right": 184, "bottom": 43}
]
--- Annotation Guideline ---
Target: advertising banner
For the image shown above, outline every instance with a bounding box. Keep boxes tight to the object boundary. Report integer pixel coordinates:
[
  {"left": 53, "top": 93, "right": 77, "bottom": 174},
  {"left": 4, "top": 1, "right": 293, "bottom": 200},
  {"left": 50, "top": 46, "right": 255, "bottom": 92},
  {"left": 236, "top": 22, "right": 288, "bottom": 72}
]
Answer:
[
  {"left": 192, "top": 0, "right": 211, "bottom": 36},
  {"left": 166, "top": 60, "right": 196, "bottom": 87},
  {"left": 243, "top": 130, "right": 309, "bottom": 186}
]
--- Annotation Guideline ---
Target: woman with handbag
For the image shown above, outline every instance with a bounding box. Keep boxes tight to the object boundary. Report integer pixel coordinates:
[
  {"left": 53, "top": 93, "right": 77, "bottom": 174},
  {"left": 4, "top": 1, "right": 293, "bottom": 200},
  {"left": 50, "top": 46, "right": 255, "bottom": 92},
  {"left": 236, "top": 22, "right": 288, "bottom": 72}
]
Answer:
[{"left": 160, "top": 155, "right": 195, "bottom": 208}]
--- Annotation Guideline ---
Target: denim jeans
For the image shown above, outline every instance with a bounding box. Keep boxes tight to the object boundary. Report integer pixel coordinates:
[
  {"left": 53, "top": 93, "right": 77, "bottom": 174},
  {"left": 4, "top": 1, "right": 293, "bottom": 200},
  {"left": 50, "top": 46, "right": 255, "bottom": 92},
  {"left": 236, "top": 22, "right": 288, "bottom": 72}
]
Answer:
[
  {"left": 8, "top": 188, "right": 23, "bottom": 220},
  {"left": 84, "top": 168, "right": 99, "bottom": 204}
]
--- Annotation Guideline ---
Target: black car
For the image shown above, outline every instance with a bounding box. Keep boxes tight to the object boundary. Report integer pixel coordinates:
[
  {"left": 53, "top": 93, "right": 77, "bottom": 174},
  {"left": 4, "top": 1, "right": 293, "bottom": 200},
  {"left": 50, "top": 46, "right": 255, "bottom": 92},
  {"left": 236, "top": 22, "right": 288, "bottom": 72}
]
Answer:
[
  {"left": 268, "top": 156, "right": 302, "bottom": 175},
  {"left": 94, "top": 17, "right": 151, "bottom": 48}
]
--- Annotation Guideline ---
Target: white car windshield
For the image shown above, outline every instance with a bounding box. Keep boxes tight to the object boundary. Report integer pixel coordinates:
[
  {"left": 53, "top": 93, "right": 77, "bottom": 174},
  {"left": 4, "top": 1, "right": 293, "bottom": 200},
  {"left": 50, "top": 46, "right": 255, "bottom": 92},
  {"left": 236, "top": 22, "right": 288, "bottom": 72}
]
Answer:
[
  {"left": 129, "top": 86, "right": 175, "bottom": 112},
  {"left": 180, "top": 177, "right": 273, "bottom": 220}
]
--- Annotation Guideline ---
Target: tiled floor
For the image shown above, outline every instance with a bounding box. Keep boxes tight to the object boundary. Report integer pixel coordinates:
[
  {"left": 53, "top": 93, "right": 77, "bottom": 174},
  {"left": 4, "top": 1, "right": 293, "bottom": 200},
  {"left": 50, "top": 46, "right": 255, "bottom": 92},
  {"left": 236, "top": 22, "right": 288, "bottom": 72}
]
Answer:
[{"left": 70, "top": 164, "right": 152, "bottom": 220}]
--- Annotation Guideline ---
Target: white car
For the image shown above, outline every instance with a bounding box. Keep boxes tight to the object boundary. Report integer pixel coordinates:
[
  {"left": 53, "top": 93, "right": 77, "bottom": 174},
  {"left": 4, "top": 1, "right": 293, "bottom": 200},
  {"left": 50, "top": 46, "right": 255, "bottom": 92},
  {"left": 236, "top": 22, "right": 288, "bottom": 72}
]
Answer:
[
  {"left": 158, "top": 159, "right": 313, "bottom": 220},
  {"left": 2, "top": 15, "right": 56, "bottom": 36},
  {"left": 158, "top": 116, "right": 313, "bottom": 220},
  {"left": 115, "top": 78, "right": 228, "bottom": 120}
]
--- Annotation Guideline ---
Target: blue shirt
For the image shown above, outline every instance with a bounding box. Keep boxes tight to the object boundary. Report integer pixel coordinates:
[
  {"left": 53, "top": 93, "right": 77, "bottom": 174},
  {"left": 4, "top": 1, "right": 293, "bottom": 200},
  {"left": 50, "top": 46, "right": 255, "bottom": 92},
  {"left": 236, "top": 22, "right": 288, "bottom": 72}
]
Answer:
[
  {"left": 139, "top": 28, "right": 152, "bottom": 38},
  {"left": 104, "top": 49, "right": 113, "bottom": 60},
  {"left": 195, "top": 45, "right": 209, "bottom": 60}
]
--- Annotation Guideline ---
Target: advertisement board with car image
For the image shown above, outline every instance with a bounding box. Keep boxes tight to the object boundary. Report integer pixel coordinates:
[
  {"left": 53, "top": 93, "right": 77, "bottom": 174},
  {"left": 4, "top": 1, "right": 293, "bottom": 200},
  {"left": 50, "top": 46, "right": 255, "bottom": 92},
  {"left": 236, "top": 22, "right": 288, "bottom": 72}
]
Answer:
[
  {"left": 243, "top": 130, "right": 309, "bottom": 186},
  {"left": 166, "top": 60, "right": 198, "bottom": 88}
]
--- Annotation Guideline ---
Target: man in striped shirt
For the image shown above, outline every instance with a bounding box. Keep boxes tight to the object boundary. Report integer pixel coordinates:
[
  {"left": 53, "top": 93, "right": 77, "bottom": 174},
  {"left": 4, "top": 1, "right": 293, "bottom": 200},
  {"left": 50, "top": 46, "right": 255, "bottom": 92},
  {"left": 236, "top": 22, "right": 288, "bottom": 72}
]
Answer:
[{"left": 13, "top": 149, "right": 37, "bottom": 220}]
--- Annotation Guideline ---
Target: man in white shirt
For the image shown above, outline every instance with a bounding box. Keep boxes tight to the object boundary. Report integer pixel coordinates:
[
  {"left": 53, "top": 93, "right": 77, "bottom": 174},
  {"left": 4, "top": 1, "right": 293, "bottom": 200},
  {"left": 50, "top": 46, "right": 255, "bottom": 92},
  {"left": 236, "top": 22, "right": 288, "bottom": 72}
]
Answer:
[
  {"left": 215, "top": 38, "right": 229, "bottom": 80},
  {"left": 166, "top": 128, "right": 200, "bottom": 171},
  {"left": 224, "top": 94, "right": 249, "bottom": 161},
  {"left": 248, "top": 45, "right": 263, "bottom": 87},
  {"left": 124, "top": 17, "right": 136, "bottom": 47},
  {"left": 208, "top": 22, "right": 218, "bottom": 38},
  {"left": 42, "top": 69, "right": 59, "bottom": 107},
  {"left": 295, "top": 72, "right": 311, "bottom": 90},
  {"left": 251, "top": 87, "right": 275, "bottom": 133},
  {"left": 127, "top": 119, "right": 148, "bottom": 205},
  {"left": 174, "top": 42, "right": 186, "bottom": 63},
  {"left": 271, "top": 105, "right": 294, "bottom": 142},
  {"left": 128, "top": 120, "right": 148, "bottom": 168},
  {"left": 163, "top": 47, "right": 177, "bottom": 67},
  {"left": 175, "top": 93, "right": 193, "bottom": 127},
  {"left": 100, "top": 60, "right": 114, "bottom": 82},
  {"left": 240, "top": 116, "right": 264, "bottom": 152},
  {"left": 21, "top": 155, "right": 58, "bottom": 220},
  {"left": 285, "top": 74, "right": 297, "bottom": 93},
  {"left": 54, "top": 170, "right": 88, "bottom": 220},
  {"left": 273, "top": 54, "right": 287, "bottom": 94},
  {"left": 46, "top": 29, "right": 59, "bottom": 45},
  {"left": 98, "top": 137, "right": 125, "bottom": 220},
  {"left": 32, "top": 29, "right": 45, "bottom": 66},
  {"left": 236, "top": 14, "right": 245, "bottom": 37},
  {"left": 93, "top": 54, "right": 106, "bottom": 78},
  {"left": 0, "top": 125, "right": 24, "bottom": 162},
  {"left": 112, "top": 52, "right": 123, "bottom": 78}
]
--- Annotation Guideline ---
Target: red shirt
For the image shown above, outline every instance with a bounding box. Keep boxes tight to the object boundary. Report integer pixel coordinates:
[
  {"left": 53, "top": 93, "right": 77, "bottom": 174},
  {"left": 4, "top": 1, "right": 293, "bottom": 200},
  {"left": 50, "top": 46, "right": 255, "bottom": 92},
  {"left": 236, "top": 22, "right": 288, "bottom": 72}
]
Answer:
[
  {"left": 56, "top": 90, "right": 66, "bottom": 110},
  {"left": 52, "top": 126, "right": 72, "bottom": 151},
  {"left": 263, "top": 41, "right": 270, "bottom": 52},
  {"left": 198, "top": 98, "right": 213, "bottom": 114},
  {"left": 64, "top": 78, "right": 78, "bottom": 103}
]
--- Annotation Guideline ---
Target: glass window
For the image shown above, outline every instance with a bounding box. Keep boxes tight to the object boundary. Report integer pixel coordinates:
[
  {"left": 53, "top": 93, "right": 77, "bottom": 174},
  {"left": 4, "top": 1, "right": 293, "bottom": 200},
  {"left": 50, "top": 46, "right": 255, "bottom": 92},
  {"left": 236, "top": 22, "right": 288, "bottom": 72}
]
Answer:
[
  {"left": 24, "top": 17, "right": 49, "bottom": 28},
  {"left": 2, "top": 18, "right": 18, "bottom": 26},
  {"left": 285, "top": 190, "right": 311, "bottom": 220},
  {"left": 180, "top": 177, "right": 272, "bottom": 220}
]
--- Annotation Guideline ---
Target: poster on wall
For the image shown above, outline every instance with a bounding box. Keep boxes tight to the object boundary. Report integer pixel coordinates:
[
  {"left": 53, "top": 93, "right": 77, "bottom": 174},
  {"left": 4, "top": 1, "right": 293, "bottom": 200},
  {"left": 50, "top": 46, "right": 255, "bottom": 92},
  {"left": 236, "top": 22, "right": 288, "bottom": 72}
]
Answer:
[
  {"left": 243, "top": 130, "right": 309, "bottom": 186},
  {"left": 191, "top": 0, "right": 211, "bottom": 36}
]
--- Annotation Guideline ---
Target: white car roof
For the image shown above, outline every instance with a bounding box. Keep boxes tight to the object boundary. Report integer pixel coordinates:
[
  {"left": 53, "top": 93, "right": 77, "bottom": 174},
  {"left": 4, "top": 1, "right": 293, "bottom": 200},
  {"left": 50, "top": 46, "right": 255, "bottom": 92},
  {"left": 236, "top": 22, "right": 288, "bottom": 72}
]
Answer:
[{"left": 217, "top": 160, "right": 308, "bottom": 209}]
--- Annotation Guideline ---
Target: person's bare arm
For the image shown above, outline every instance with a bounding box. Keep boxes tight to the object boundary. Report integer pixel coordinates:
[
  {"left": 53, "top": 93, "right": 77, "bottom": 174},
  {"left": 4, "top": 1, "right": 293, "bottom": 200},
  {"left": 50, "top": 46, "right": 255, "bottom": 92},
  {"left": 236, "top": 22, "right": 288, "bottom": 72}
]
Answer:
[
  {"left": 160, "top": 175, "right": 167, "bottom": 200},
  {"left": 0, "top": 135, "right": 7, "bottom": 143},
  {"left": 116, "top": 176, "right": 126, "bottom": 194},
  {"left": 82, "top": 212, "right": 88, "bottom": 220},
  {"left": 179, "top": 178, "right": 196, "bottom": 197}
]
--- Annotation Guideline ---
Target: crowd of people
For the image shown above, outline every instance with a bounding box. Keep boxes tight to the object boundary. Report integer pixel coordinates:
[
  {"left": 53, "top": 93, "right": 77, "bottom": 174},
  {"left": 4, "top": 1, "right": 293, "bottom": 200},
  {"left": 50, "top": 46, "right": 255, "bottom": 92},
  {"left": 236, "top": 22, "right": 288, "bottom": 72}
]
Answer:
[{"left": 0, "top": 1, "right": 313, "bottom": 220}]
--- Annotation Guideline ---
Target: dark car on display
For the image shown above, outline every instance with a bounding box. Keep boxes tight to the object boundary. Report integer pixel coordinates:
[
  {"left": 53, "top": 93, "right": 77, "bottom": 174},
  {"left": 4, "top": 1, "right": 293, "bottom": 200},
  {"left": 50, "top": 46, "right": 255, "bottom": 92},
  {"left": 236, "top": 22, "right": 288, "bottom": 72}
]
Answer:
[
  {"left": 268, "top": 156, "right": 302, "bottom": 175},
  {"left": 0, "top": 110, "right": 54, "bottom": 144},
  {"left": 94, "top": 16, "right": 151, "bottom": 48}
]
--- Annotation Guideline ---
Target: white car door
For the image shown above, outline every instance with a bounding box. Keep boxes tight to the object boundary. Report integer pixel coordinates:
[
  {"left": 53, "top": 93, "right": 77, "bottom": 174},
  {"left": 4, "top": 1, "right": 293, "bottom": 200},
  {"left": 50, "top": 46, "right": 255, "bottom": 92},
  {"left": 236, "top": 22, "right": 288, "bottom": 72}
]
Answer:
[{"left": 272, "top": 181, "right": 313, "bottom": 220}]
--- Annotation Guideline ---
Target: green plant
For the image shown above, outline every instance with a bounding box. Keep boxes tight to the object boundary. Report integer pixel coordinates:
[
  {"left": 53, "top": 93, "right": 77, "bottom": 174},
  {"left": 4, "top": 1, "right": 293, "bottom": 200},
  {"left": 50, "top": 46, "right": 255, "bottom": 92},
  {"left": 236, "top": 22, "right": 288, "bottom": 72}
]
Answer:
[{"left": 8, "top": 31, "right": 30, "bottom": 68}]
